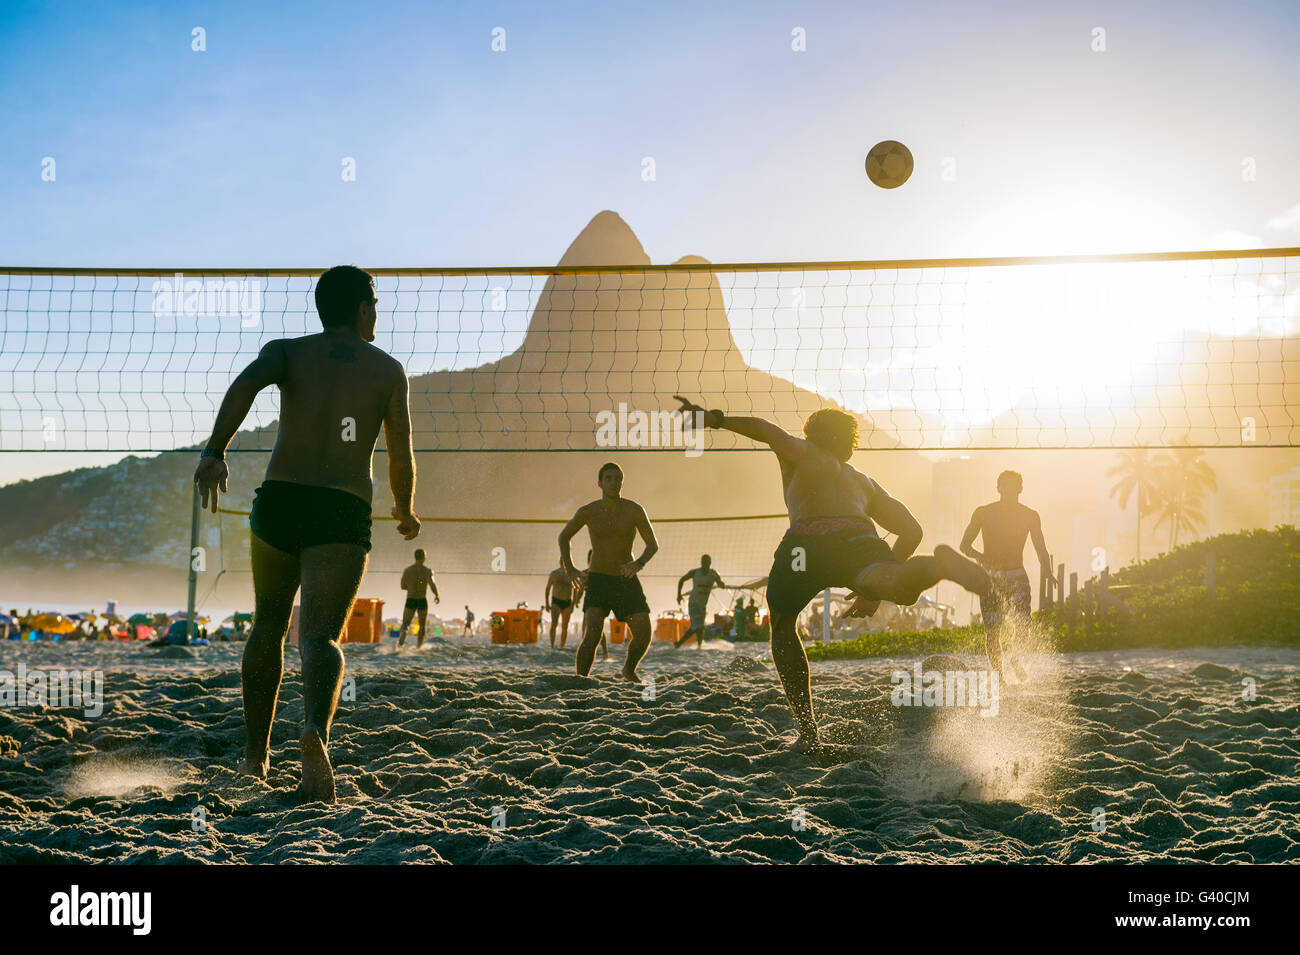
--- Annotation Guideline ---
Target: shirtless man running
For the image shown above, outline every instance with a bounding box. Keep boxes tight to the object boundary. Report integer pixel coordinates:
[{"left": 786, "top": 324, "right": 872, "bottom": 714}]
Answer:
[
  {"left": 673, "top": 555, "right": 728, "bottom": 649},
  {"left": 194, "top": 265, "right": 420, "bottom": 803},
  {"left": 673, "top": 396, "right": 991, "bottom": 751},
  {"left": 558, "top": 463, "right": 658, "bottom": 680},
  {"left": 960, "top": 470, "right": 1054, "bottom": 682},
  {"left": 397, "top": 548, "right": 439, "bottom": 649}
]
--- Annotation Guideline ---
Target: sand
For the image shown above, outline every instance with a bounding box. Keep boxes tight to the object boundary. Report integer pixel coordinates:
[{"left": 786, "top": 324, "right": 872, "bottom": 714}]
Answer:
[{"left": 1, "top": 637, "right": 1297, "bottom": 863}]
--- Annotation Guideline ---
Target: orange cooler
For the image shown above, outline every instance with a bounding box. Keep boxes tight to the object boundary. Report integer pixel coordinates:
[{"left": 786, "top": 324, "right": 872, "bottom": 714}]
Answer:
[
  {"left": 654, "top": 617, "right": 688, "bottom": 642},
  {"left": 344, "top": 598, "right": 385, "bottom": 643},
  {"left": 609, "top": 620, "right": 628, "bottom": 644},
  {"left": 506, "top": 609, "right": 539, "bottom": 644}
]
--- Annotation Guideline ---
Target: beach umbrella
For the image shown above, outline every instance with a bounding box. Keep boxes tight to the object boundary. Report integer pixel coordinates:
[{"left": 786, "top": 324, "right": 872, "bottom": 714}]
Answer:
[
  {"left": 101, "top": 611, "right": 123, "bottom": 623},
  {"left": 0, "top": 613, "right": 13, "bottom": 625},
  {"left": 233, "top": 612, "right": 253, "bottom": 623},
  {"left": 128, "top": 612, "right": 152, "bottom": 625},
  {"left": 31, "top": 613, "right": 77, "bottom": 634}
]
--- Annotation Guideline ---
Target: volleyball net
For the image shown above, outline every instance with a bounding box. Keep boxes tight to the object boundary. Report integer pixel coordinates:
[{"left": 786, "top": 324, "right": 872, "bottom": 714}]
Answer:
[
  {"left": 201, "top": 507, "right": 792, "bottom": 585},
  {"left": 3, "top": 247, "right": 1298, "bottom": 453}
]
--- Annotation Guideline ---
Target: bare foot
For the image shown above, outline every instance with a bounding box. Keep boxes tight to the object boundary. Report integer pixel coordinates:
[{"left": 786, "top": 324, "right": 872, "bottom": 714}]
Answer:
[
  {"left": 785, "top": 730, "right": 820, "bottom": 754},
  {"left": 296, "top": 729, "right": 336, "bottom": 804},
  {"left": 238, "top": 755, "right": 269, "bottom": 779},
  {"left": 621, "top": 664, "right": 640, "bottom": 683},
  {"left": 936, "top": 544, "right": 992, "bottom": 597}
]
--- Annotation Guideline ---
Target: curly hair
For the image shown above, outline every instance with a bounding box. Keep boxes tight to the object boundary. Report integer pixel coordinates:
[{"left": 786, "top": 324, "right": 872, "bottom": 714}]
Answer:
[{"left": 802, "top": 408, "right": 859, "bottom": 458}]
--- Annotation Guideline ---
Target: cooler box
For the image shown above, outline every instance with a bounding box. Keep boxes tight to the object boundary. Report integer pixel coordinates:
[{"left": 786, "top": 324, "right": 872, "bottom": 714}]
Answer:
[
  {"left": 505, "top": 608, "right": 539, "bottom": 644},
  {"left": 609, "top": 620, "right": 628, "bottom": 644},
  {"left": 490, "top": 612, "right": 509, "bottom": 644},
  {"left": 344, "top": 597, "right": 384, "bottom": 643},
  {"left": 654, "top": 617, "right": 688, "bottom": 642}
]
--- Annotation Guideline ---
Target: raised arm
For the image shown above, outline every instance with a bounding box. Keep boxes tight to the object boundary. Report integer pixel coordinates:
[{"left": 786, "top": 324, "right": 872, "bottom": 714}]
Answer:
[
  {"left": 959, "top": 507, "right": 984, "bottom": 564},
  {"left": 1029, "top": 510, "right": 1054, "bottom": 583},
  {"left": 194, "top": 340, "right": 287, "bottom": 512},
  {"left": 558, "top": 508, "right": 589, "bottom": 576},
  {"left": 672, "top": 395, "right": 818, "bottom": 465},
  {"left": 384, "top": 365, "right": 419, "bottom": 540}
]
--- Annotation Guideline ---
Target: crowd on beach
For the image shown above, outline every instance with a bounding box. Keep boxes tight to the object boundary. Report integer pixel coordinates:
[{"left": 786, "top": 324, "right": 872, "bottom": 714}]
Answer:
[
  {"left": 1, "top": 608, "right": 251, "bottom": 644},
  {"left": 0, "top": 594, "right": 945, "bottom": 647}
]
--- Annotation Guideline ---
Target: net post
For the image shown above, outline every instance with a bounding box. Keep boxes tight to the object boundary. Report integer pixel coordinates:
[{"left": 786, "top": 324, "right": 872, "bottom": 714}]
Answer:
[
  {"left": 822, "top": 587, "right": 831, "bottom": 642},
  {"left": 186, "top": 482, "right": 200, "bottom": 641}
]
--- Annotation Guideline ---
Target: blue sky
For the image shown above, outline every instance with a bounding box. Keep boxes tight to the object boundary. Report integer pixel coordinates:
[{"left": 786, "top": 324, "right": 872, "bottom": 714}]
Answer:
[{"left": 2, "top": 0, "right": 1298, "bottom": 482}]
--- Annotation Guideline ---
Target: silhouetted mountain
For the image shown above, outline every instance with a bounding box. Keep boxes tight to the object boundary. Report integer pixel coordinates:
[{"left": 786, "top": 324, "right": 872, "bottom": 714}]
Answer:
[{"left": 0, "top": 212, "right": 930, "bottom": 604}]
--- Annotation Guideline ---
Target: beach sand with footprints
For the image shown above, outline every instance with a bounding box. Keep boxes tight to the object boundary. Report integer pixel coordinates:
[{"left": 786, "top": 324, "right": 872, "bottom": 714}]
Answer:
[{"left": 1, "top": 638, "right": 1297, "bottom": 863}]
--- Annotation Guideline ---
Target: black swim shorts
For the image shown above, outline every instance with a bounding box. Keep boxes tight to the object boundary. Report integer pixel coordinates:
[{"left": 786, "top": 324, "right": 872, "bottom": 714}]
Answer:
[
  {"left": 551, "top": 597, "right": 572, "bottom": 612},
  {"left": 405, "top": 597, "right": 428, "bottom": 611},
  {"left": 582, "top": 572, "right": 650, "bottom": 622},
  {"left": 765, "top": 518, "right": 898, "bottom": 615},
  {"left": 249, "top": 480, "right": 372, "bottom": 557}
]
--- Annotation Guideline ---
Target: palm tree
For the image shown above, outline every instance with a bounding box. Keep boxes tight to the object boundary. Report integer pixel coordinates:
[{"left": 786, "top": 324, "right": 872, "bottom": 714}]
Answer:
[
  {"left": 1107, "top": 448, "right": 1161, "bottom": 562},
  {"left": 1152, "top": 438, "right": 1218, "bottom": 550}
]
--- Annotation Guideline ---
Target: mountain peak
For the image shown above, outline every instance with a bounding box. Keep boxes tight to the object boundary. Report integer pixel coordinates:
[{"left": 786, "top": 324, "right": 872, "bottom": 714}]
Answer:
[{"left": 557, "top": 211, "right": 650, "bottom": 267}]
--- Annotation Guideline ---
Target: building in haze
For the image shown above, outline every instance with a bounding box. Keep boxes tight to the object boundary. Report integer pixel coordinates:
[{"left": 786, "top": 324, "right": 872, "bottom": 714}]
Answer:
[{"left": 1268, "top": 467, "right": 1300, "bottom": 528}]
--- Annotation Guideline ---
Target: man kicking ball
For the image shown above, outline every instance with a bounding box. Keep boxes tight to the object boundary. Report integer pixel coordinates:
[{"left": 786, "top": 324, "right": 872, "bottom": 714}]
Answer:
[{"left": 672, "top": 396, "right": 992, "bottom": 751}]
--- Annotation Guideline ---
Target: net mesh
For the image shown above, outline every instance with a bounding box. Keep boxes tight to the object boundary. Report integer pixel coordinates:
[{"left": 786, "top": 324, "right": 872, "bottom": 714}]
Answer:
[{"left": 3, "top": 248, "right": 1297, "bottom": 453}]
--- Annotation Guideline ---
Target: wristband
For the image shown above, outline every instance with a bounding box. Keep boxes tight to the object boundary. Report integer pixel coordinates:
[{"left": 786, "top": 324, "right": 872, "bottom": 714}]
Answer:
[{"left": 707, "top": 409, "right": 725, "bottom": 429}]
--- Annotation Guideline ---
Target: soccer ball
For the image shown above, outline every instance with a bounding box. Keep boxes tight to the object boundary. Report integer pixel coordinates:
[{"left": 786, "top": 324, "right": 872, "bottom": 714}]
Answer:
[{"left": 865, "top": 140, "right": 913, "bottom": 189}]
